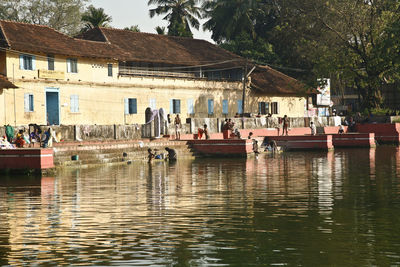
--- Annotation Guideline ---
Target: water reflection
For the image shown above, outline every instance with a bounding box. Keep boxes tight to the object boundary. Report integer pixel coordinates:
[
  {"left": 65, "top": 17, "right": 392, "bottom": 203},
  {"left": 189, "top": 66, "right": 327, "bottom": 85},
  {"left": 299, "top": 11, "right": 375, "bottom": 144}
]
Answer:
[{"left": 0, "top": 147, "right": 400, "bottom": 265}]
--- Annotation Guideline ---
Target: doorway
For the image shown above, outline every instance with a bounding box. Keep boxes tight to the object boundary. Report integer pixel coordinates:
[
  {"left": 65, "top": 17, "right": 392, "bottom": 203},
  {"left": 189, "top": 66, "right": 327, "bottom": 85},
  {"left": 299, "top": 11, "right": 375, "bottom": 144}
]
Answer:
[{"left": 46, "top": 88, "right": 59, "bottom": 125}]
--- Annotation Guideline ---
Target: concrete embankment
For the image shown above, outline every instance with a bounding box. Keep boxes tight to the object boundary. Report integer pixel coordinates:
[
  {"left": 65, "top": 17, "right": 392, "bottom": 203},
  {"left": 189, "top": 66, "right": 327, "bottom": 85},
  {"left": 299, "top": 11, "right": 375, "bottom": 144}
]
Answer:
[{"left": 52, "top": 139, "right": 194, "bottom": 168}]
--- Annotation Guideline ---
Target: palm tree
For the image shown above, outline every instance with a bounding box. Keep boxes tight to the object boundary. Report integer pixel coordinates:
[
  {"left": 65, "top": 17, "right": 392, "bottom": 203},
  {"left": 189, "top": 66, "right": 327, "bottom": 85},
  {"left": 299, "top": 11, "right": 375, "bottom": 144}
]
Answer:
[
  {"left": 202, "top": 0, "right": 277, "bottom": 43},
  {"left": 124, "top": 25, "right": 141, "bottom": 32},
  {"left": 148, "top": 0, "right": 202, "bottom": 38},
  {"left": 81, "top": 5, "right": 112, "bottom": 31},
  {"left": 155, "top": 26, "right": 166, "bottom": 34}
]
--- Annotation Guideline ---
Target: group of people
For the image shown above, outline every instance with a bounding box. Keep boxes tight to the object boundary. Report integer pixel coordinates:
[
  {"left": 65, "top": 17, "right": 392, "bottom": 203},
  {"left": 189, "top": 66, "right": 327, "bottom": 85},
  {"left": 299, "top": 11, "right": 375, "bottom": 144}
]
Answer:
[
  {"left": 147, "top": 147, "right": 177, "bottom": 163},
  {"left": 1, "top": 124, "right": 58, "bottom": 149},
  {"left": 222, "top": 118, "right": 240, "bottom": 139}
]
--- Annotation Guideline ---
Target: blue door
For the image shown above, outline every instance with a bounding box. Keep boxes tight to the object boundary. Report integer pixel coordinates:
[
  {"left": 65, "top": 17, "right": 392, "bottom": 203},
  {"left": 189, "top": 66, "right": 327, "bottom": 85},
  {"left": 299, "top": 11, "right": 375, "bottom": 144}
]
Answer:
[{"left": 46, "top": 90, "right": 59, "bottom": 125}]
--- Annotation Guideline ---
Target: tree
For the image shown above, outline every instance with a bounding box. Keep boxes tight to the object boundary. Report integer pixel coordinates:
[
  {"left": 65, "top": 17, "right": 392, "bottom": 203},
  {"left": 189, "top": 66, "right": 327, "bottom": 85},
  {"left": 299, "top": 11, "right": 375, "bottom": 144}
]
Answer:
[
  {"left": 81, "top": 5, "right": 112, "bottom": 32},
  {"left": 202, "top": 0, "right": 278, "bottom": 43},
  {"left": 0, "top": 0, "right": 88, "bottom": 35},
  {"left": 279, "top": 0, "right": 400, "bottom": 109},
  {"left": 155, "top": 26, "right": 166, "bottom": 35},
  {"left": 148, "top": 0, "right": 202, "bottom": 38},
  {"left": 124, "top": 25, "right": 141, "bottom": 32}
]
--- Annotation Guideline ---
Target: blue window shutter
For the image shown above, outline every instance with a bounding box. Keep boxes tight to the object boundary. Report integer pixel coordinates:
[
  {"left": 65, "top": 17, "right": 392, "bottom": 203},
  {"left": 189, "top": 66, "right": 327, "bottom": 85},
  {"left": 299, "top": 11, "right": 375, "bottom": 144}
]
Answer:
[
  {"left": 258, "top": 102, "right": 262, "bottom": 113},
  {"left": 24, "top": 93, "right": 29, "bottom": 112},
  {"left": 170, "top": 99, "right": 173, "bottom": 114},
  {"left": 222, "top": 99, "right": 228, "bottom": 114},
  {"left": 208, "top": 99, "right": 214, "bottom": 114},
  {"left": 19, "top": 55, "right": 24, "bottom": 70},
  {"left": 132, "top": 98, "right": 137, "bottom": 114},
  {"left": 237, "top": 100, "right": 243, "bottom": 114},
  {"left": 266, "top": 102, "right": 269, "bottom": 114},
  {"left": 32, "top": 56, "right": 36, "bottom": 70},
  {"left": 124, "top": 98, "right": 129, "bottom": 115}
]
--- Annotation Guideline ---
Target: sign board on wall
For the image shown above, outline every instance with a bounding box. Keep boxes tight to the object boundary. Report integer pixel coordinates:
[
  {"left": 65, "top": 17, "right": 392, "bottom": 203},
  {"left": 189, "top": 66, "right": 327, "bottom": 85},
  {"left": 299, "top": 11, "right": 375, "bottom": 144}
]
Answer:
[
  {"left": 38, "top": 70, "right": 65, "bottom": 80},
  {"left": 316, "top": 78, "right": 331, "bottom": 106}
]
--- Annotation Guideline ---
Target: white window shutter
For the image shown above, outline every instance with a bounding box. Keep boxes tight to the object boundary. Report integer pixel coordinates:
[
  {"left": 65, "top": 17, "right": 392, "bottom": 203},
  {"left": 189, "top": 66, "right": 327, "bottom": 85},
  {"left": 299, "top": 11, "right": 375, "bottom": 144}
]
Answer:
[
  {"left": 170, "top": 99, "right": 173, "bottom": 114},
  {"left": 124, "top": 98, "right": 129, "bottom": 115},
  {"left": 32, "top": 56, "right": 36, "bottom": 70},
  {"left": 75, "top": 95, "right": 79, "bottom": 112},
  {"left": 19, "top": 55, "right": 24, "bottom": 70},
  {"left": 67, "top": 59, "right": 71, "bottom": 73},
  {"left": 24, "top": 93, "right": 29, "bottom": 112}
]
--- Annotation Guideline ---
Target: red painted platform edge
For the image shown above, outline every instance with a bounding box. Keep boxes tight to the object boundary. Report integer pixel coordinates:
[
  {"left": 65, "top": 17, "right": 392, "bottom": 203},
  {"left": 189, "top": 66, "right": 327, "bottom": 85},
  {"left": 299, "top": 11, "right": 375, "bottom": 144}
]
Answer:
[{"left": 0, "top": 148, "right": 54, "bottom": 170}]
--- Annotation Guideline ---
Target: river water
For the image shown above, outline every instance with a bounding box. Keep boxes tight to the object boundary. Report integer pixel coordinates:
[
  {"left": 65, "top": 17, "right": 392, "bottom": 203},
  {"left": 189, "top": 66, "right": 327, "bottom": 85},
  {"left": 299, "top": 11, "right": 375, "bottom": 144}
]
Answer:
[{"left": 1, "top": 146, "right": 400, "bottom": 266}]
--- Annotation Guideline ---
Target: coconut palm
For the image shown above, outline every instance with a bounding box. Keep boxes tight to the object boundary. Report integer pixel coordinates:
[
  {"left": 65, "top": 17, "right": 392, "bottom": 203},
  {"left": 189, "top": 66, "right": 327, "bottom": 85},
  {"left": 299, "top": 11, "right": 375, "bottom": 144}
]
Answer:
[
  {"left": 148, "top": 0, "right": 202, "bottom": 38},
  {"left": 202, "top": 0, "right": 277, "bottom": 43},
  {"left": 81, "top": 5, "right": 112, "bottom": 31}
]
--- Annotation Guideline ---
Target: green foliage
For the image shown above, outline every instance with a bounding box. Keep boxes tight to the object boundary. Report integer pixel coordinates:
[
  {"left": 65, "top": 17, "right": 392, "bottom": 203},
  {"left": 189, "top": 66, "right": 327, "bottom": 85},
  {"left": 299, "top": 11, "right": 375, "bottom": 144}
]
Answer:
[
  {"left": 124, "top": 25, "right": 141, "bottom": 32},
  {"left": 148, "top": 0, "right": 202, "bottom": 38},
  {"left": 0, "top": 0, "right": 88, "bottom": 35},
  {"left": 81, "top": 5, "right": 112, "bottom": 32},
  {"left": 155, "top": 26, "right": 166, "bottom": 35}
]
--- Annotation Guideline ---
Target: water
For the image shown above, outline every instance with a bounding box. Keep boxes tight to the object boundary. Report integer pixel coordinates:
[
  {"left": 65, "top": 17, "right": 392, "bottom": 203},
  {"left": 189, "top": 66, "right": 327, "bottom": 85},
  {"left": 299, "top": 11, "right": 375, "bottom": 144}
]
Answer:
[{"left": 1, "top": 146, "right": 400, "bottom": 266}]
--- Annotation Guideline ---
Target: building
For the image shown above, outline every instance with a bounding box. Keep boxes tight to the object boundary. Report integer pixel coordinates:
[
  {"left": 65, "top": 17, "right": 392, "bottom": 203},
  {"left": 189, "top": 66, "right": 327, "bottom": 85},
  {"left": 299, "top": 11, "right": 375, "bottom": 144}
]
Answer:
[{"left": 0, "top": 20, "right": 312, "bottom": 126}]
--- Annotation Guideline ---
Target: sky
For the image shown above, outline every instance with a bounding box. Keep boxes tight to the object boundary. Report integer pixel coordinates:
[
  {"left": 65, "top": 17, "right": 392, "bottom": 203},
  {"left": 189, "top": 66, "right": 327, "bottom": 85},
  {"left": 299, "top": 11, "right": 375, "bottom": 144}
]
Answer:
[{"left": 90, "top": 0, "right": 213, "bottom": 42}]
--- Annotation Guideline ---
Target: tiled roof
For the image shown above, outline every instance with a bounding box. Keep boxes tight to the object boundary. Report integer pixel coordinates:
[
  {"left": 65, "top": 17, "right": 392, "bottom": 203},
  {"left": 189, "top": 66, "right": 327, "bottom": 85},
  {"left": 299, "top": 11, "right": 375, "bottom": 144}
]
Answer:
[
  {"left": 0, "top": 20, "right": 127, "bottom": 59},
  {"left": 0, "top": 74, "right": 17, "bottom": 88},
  {"left": 0, "top": 20, "right": 244, "bottom": 67},
  {"left": 250, "top": 65, "right": 312, "bottom": 95},
  {"left": 80, "top": 27, "right": 245, "bottom": 66}
]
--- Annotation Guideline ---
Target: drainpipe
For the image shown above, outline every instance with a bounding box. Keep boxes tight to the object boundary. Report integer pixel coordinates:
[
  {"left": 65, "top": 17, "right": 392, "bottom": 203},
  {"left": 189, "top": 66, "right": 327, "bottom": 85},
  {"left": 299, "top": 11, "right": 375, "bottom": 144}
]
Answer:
[{"left": 13, "top": 63, "right": 16, "bottom": 127}]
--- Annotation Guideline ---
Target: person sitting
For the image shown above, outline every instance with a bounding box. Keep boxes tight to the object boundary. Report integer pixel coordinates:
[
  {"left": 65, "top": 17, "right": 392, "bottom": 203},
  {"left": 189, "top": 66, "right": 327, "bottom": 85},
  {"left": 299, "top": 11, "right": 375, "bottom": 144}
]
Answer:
[
  {"left": 310, "top": 122, "right": 317, "bottom": 135},
  {"left": 15, "top": 129, "right": 25, "bottom": 148},
  {"left": 165, "top": 147, "right": 177, "bottom": 160},
  {"left": 256, "top": 113, "right": 261, "bottom": 118},
  {"left": 338, "top": 125, "right": 344, "bottom": 134},
  {"left": 233, "top": 128, "right": 241, "bottom": 139},
  {"left": 234, "top": 113, "right": 240, "bottom": 118}
]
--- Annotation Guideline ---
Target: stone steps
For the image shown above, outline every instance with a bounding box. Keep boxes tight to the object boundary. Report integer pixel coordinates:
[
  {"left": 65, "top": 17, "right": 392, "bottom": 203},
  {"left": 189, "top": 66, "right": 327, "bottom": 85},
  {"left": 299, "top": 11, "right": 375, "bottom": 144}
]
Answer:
[{"left": 53, "top": 141, "right": 194, "bottom": 167}]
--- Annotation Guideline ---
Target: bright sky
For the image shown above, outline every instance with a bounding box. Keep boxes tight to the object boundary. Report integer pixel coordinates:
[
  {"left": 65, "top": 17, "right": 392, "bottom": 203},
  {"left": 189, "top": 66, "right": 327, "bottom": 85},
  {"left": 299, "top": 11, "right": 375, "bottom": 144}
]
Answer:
[{"left": 90, "top": 0, "right": 213, "bottom": 42}]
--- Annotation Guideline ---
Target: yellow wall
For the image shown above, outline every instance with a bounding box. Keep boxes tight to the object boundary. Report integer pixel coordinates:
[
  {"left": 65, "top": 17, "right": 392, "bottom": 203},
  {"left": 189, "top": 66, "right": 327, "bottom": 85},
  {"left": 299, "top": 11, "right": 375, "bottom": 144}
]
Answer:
[{"left": 0, "top": 50, "right": 307, "bottom": 126}]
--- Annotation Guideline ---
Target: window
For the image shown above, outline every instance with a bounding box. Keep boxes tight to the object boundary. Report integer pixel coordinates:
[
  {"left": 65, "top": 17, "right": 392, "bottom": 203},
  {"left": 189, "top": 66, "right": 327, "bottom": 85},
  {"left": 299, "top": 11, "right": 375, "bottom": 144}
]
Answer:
[
  {"left": 208, "top": 99, "right": 214, "bottom": 115},
  {"left": 271, "top": 102, "right": 279, "bottom": 114},
  {"left": 187, "top": 99, "right": 194, "bottom": 115},
  {"left": 108, "top": 63, "right": 113, "bottom": 77},
  {"left": 24, "top": 93, "right": 34, "bottom": 112},
  {"left": 48, "top": 55, "right": 55, "bottom": 71},
  {"left": 70, "top": 95, "right": 79, "bottom": 113},
  {"left": 19, "top": 54, "right": 35, "bottom": 70},
  {"left": 124, "top": 98, "right": 137, "bottom": 114},
  {"left": 149, "top": 98, "right": 156, "bottom": 110},
  {"left": 222, "top": 99, "right": 228, "bottom": 115},
  {"left": 258, "top": 102, "right": 269, "bottom": 115},
  {"left": 170, "top": 99, "right": 181, "bottom": 114},
  {"left": 237, "top": 100, "right": 243, "bottom": 114},
  {"left": 67, "top": 58, "right": 78, "bottom": 73}
]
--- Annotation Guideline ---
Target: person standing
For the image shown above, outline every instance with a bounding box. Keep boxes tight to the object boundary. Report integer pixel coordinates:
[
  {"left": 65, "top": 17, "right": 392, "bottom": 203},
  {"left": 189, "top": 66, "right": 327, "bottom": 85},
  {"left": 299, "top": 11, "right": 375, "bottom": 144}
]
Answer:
[
  {"left": 282, "top": 115, "right": 289, "bottom": 136},
  {"left": 203, "top": 124, "right": 210, "bottom": 140},
  {"left": 310, "top": 122, "right": 317, "bottom": 135},
  {"left": 174, "top": 114, "right": 181, "bottom": 140}
]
